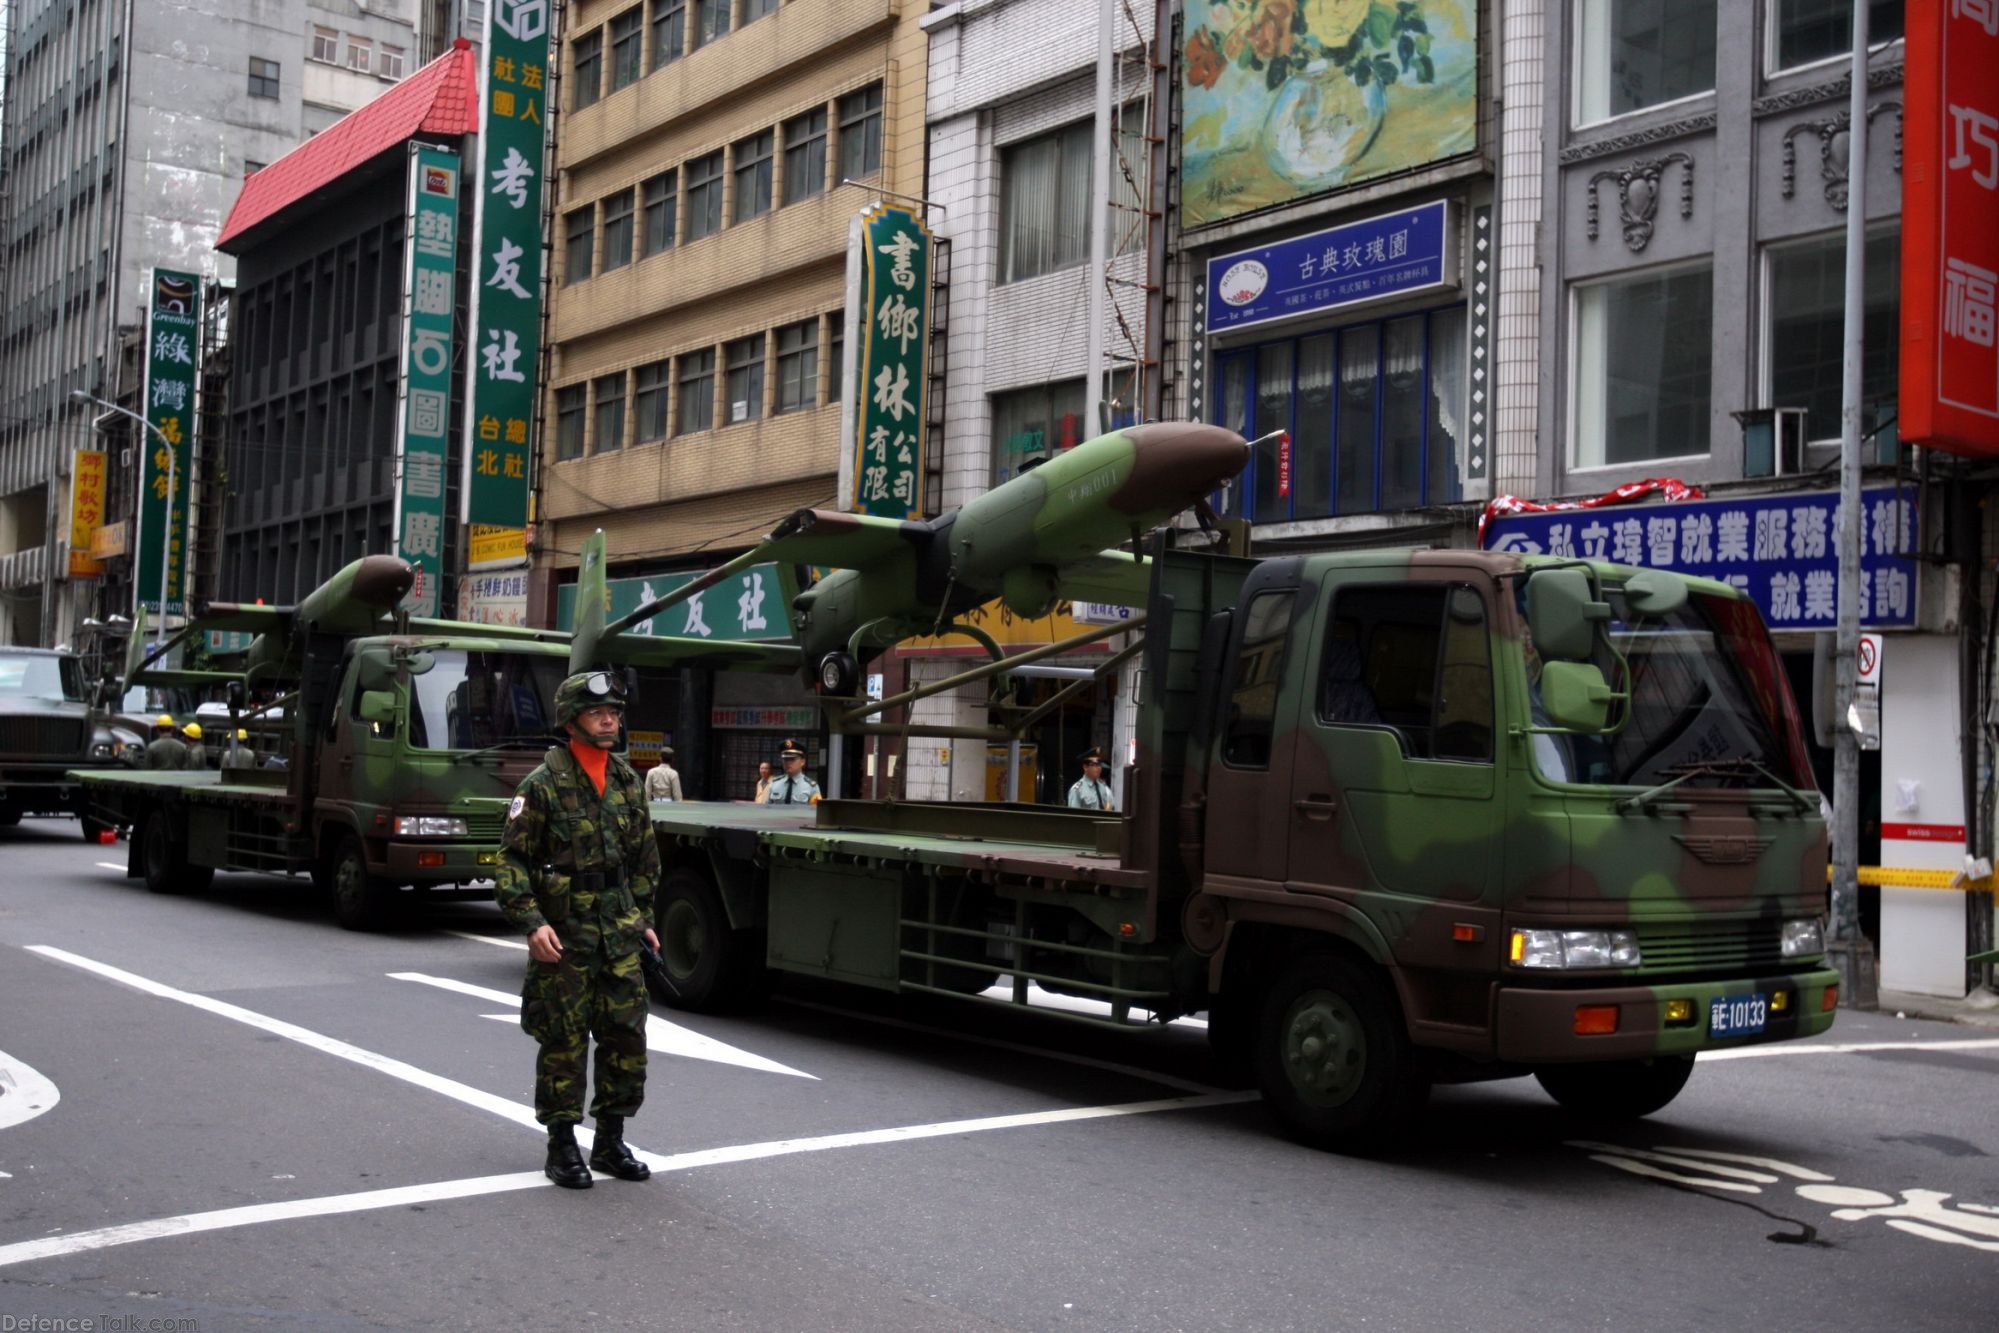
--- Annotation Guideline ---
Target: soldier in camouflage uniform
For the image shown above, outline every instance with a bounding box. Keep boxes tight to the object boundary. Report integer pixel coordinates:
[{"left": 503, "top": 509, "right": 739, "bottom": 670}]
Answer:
[{"left": 495, "top": 670, "right": 662, "bottom": 1189}]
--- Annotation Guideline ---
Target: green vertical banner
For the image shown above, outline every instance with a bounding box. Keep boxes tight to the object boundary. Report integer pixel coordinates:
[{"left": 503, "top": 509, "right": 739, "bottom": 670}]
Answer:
[
  {"left": 462, "top": 0, "right": 547, "bottom": 533},
  {"left": 851, "top": 204, "right": 931, "bottom": 518},
  {"left": 394, "top": 143, "right": 460, "bottom": 617},
  {"left": 137, "top": 269, "right": 200, "bottom": 616}
]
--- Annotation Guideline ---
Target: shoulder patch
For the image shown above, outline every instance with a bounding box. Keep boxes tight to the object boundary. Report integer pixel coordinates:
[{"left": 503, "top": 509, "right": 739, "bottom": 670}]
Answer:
[{"left": 508, "top": 794, "right": 526, "bottom": 821}]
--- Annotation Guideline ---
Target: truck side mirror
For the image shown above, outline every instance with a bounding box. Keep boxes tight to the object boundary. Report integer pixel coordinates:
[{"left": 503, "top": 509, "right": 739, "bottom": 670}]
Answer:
[
  {"left": 356, "top": 650, "right": 397, "bottom": 693},
  {"left": 1540, "top": 661, "right": 1614, "bottom": 733},
  {"left": 1525, "top": 568, "right": 1610, "bottom": 661},
  {"left": 1622, "top": 568, "right": 1689, "bottom": 617},
  {"left": 358, "top": 690, "right": 398, "bottom": 729}
]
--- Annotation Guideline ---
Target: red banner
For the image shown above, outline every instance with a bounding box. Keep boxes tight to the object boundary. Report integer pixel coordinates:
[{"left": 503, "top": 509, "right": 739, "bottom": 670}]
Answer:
[
  {"left": 1900, "top": 0, "right": 1999, "bottom": 457},
  {"left": 1478, "top": 478, "right": 1704, "bottom": 545}
]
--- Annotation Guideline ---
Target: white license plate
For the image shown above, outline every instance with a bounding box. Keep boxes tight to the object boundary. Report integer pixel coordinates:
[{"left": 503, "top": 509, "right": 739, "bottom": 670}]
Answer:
[{"left": 1709, "top": 993, "right": 1769, "bottom": 1037}]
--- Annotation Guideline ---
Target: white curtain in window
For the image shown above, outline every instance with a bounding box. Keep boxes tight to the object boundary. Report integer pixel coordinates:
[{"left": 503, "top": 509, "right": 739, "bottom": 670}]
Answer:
[
  {"left": 1428, "top": 306, "right": 1466, "bottom": 446},
  {"left": 1573, "top": 285, "right": 1608, "bottom": 469}
]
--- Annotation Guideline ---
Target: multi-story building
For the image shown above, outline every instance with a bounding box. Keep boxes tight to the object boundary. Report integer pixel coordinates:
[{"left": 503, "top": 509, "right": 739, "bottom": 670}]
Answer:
[
  {"left": 537, "top": 0, "right": 929, "bottom": 795},
  {"left": 0, "top": 0, "right": 435, "bottom": 645}
]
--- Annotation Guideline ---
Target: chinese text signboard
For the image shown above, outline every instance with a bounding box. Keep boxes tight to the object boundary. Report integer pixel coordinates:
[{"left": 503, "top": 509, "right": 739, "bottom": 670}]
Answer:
[
  {"left": 462, "top": 0, "right": 546, "bottom": 549},
  {"left": 394, "top": 143, "right": 460, "bottom": 617},
  {"left": 68, "top": 449, "right": 106, "bottom": 579},
  {"left": 137, "top": 269, "right": 199, "bottom": 615},
  {"left": 1205, "top": 201, "right": 1455, "bottom": 336},
  {"left": 1901, "top": 0, "right": 1999, "bottom": 456},
  {"left": 850, "top": 204, "right": 930, "bottom": 518},
  {"left": 461, "top": 570, "right": 529, "bottom": 628},
  {"left": 553, "top": 564, "right": 793, "bottom": 643},
  {"left": 1482, "top": 487, "right": 1921, "bottom": 631}
]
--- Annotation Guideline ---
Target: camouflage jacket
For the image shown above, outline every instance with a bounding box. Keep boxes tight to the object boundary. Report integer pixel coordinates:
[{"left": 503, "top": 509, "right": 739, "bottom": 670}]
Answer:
[{"left": 495, "top": 744, "right": 661, "bottom": 957}]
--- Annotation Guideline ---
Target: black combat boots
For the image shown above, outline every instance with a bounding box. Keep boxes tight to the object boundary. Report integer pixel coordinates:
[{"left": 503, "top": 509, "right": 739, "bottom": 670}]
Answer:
[
  {"left": 589, "top": 1114, "right": 652, "bottom": 1182},
  {"left": 544, "top": 1122, "right": 593, "bottom": 1189}
]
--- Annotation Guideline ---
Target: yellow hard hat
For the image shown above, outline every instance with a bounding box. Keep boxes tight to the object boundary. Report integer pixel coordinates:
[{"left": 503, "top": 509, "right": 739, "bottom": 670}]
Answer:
[
  {"left": 182, "top": 722, "right": 203, "bottom": 740},
  {"left": 155, "top": 714, "right": 175, "bottom": 728},
  {"left": 236, "top": 729, "right": 249, "bottom": 741}
]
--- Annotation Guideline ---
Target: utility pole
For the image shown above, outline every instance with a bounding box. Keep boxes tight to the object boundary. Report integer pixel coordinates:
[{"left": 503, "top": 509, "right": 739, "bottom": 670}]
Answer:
[
  {"left": 72, "top": 390, "right": 175, "bottom": 658},
  {"left": 1829, "top": 0, "right": 1877, "bottom": 1010}
]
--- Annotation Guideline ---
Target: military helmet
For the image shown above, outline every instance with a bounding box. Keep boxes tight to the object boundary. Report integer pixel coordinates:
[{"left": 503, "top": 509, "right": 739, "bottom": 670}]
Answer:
[{"left": 553, "top": 670, "right": 627, "bottom": 727}]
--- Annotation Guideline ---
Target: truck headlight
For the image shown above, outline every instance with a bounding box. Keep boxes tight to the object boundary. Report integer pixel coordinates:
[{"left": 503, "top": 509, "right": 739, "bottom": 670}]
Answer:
[
  {"left": 393, "top": 815, "right": 469, "bottom": 837},
  {"left": 1509, "top": 928, "right": 1641, "bottom": 969},
  {"left": 90, "top": 741, "right": 116, "bottom": 759},
  {"left": 1780, "top": 918, "right": 1825, "bottom": 958}
]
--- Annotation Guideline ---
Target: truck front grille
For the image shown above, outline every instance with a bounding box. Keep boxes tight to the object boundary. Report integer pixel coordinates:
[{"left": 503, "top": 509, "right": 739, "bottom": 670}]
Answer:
[
  {"left": 0, "top": 717, "right": 86, "bottom": 758},
  {"left": 1634, "top": 919, "right": 1788, "bottom": 976}
]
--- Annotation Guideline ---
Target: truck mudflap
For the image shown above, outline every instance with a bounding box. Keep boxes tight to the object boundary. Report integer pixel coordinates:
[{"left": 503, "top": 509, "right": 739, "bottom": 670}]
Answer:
[{"left": 1495, "top": 966, "right": 1841, "bottom": 1063}]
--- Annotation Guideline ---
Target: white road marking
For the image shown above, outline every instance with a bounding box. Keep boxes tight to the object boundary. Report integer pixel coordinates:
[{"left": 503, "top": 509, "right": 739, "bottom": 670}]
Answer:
[
  {"left": 94, "top": 862, "right": 125, "bottom": 872},
  {"left": 391, "top": 971, "right": 817, "bottom": 1080},
  {"left": 0, "top": 1047, "right": 60, "bottom": 1131},
  {"left": 1702, "top": 1037, "right": 1999, "bottom": 1062},
  {"left": 0, "top": 1089, "right": 1254, "bottom": 1270},
  {"left": 448, "top": 930, "right": 527, "bottom": 950}
]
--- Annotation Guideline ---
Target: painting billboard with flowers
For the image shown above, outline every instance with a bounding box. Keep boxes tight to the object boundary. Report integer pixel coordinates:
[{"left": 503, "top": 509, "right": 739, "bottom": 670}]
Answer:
[{"left": 1182, "top": 0, "right": 1479, "bottom": 228}]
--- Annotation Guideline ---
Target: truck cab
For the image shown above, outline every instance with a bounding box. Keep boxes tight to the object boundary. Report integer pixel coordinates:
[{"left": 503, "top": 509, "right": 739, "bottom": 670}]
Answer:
[{"left": 0, "top": 646, "right": 142, "bottom": 838}]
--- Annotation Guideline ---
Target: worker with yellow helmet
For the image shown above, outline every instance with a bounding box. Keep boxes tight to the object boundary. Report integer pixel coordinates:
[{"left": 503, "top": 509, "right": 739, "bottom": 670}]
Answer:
[
  {"left": 181, "top": 721, "right": 209, "bottom": 770},
  {"left": 144, "top": 715, "right": 190, "bottom": 770},
  {"left": 221, "top": 727, "right": 258, "bottom": 771}
]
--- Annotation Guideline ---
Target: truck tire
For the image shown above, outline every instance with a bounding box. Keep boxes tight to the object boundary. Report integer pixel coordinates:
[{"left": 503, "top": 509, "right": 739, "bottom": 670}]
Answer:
[
  {"left": 0, "top": 809, "right": 20, "bottom": 827},
  {"left": 652, "top": 868, "right": 765, "bottom": 1012},
  {"left": 1535, "top": 1056, "right": 1695, "bottom": 1121},
  {"left": 328, "top": 836, "right": 397, "bottom": 931},
  {"left": 141, "top": 810, "right": 213, "bottom": 895},
  {"left": 1254, "top": 952, "right": 1427, "bottom": 1152}
]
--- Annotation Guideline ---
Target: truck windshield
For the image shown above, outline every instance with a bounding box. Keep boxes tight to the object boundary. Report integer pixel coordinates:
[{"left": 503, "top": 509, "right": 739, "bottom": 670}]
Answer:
[
  {"left": 1524, "top": 585, "right": 1814, "bottom": 790},
  {"left": 407, "top": 650, "right": 565, "bottom": 751},
  {"left": 0, "top": 654, "right": 82, "bottom": 701}
]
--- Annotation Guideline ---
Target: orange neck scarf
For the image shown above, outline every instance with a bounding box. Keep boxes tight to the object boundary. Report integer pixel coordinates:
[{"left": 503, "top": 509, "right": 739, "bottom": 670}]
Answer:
[{"left": 568, "top": 739, "right": 610, "bottom": 796}]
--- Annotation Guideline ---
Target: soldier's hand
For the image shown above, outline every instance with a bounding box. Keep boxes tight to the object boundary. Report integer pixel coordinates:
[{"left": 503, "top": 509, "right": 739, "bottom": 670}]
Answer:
[
  {"left": 643, "top": 927, "right": 660, "bottom": 953},
  {"left": 528, "top": 925, "right": 564, "bottom": 964}
]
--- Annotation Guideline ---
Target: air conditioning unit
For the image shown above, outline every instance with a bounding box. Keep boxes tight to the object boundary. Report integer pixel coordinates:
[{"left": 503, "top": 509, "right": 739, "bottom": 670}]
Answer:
[{"left": 1733, "top": 406, "right": 1809, "bottom": 478}]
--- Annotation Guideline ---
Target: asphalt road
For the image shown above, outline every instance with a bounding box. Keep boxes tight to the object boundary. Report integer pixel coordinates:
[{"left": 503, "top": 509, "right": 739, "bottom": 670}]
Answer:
[{"left": 1, "top": 815, "right": 1994, "bottom": 1331}]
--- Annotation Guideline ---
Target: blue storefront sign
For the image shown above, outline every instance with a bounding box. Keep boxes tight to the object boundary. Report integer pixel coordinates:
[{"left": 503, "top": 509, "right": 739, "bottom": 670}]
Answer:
[
  {"left": 1206, "top": 201, "right": 1455, "bottom": 336},
  {"left": 1483, "top": 487, "right": 1920, "bottom": 631}
]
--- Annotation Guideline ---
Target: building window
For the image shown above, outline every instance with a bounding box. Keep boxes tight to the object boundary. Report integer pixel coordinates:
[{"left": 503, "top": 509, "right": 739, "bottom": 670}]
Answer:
[
  {"left": 346, "top": 36, "right": 372, "bottom": 71},
  {"left": 556, "top": 385, "right": 587, "bottom": 460},
  {"left": 1772, "top": 1, "right": 1903, "bottom": 72},
  {"left": 378, "top": 45, "right": 404, "bottom": 79},
  {"left": 724, "top": 335, "right": 765, "bottom": 424},
  {"left": 993, "top": 379, "right": 1087, "bottom": 485},
  {"left": 1000, "top": 121, "right": 1091, "bottom": 283},
  {"left": 651, "top": 0, "right": 687, "bottom": 69},
  {"left": 732, "top": 130, "right": 774, "bottom": 223},
  {"left": 1766, "top": 227, "right": 1900, "bottom": 444},
  {"left": 594, "top": 375, "right": 627, "bottom": 453},
  {"left": 642, "top": 170, "right": 678, "bottom": 255},
  {"left": 1214, "top": 305, "right": 1468, "bottom": 521},
  {"left": 563, "top": 207, "right": 594, "bottom": 284},
  {"left": 573, "top": 29, "right": 603, "bottom": 109},
  {"left": 310, "top": 26, "right": 338, "bottom": 63},
  {"left": 783, "top": 109, "right": 827, "bottom": 205},
  {"left": 743, "top": 0, "right": 779, "bottom": 22},
  {"left": 248, "top": 57, "right": 281, "bottom": 99},
  {"left": 694, "top": 0, "right": 730, "bottom": 47},
  {"left": 598, "top": 190, "right": 636, "bottom": 272},
  {"left": 826, "top": 311, "right": 844, "bottom": 403},
  {"left": 635, "top": 360, "right": 670, "bottom": 442},
  {"left": 685, "top": 151, "right": 724, "bottom": 241},
  {"left": 1573, "top": 0, "right": 1716, "bottom": 125},
  {"left": 837, "top": 83, "right": 884, "bottom": 182},
  {"left": 610, "top": 7, "right": 643, "bottom": 91},
  {"left": 677, "top": 348, "right": 716, "bottom": 434},
  {"left": 1571, "top": 264, "right": 1713, "bottom": 469},
  {"left": 774, "top": 319, "right": 818, "bottom": 414}
]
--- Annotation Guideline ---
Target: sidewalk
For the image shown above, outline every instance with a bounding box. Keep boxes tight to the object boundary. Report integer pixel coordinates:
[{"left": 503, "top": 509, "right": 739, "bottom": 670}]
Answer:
[{"left": 1872, "top": 986, "right": 1999, "bottom": 1029}]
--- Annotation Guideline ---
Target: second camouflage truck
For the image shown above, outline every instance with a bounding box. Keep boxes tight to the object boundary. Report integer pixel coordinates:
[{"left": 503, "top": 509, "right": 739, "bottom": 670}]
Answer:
[
  {"left": 73, "top": 556, "right": 779, "bottom": 928},
  {"left": 580, "top": 422, "right": 1839, "bottom": 1150}
]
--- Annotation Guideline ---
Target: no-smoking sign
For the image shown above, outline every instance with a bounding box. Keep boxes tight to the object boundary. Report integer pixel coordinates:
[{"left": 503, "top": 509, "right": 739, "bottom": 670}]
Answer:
[{"left": 1857, "top": 633, "right": 1883, "bottom": 687}]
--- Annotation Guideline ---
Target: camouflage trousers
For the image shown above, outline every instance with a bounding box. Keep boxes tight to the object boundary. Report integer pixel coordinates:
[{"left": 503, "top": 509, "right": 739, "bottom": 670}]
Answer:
[{"left": 521, "top": 947, "right": 648, "bottom": 1125}]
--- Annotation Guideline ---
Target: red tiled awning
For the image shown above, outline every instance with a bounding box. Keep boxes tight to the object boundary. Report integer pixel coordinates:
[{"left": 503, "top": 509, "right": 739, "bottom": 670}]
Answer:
[{"left": 217, "top": 38, "right": 478, "bottom": 253}]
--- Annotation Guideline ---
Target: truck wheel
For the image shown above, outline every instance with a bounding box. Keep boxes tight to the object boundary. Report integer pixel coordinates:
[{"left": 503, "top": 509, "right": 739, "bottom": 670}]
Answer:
[
  {"left": 652, "top": 869, "right": 764, "bottom": 1012},
  {"left": 328, "top": 836, "right": 396, "bottom": 931},
  {"left": 1254, "top": 952, "right": 1427, "bottom": 1152},
  {"left": 1535, "top": 1056, "right": 1695, "bottom": 1121},
  {"left": 0, "top": 809, "right": 21, "bottom": 828},
  {"left": 140, "top": 811, "right": 211, "bottom": 894}
]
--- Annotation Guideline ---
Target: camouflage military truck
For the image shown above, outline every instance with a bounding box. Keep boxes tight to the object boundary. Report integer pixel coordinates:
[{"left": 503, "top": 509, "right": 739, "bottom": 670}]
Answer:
[
  {"left": 0, "top": 646, "right": 142, "bottom": 839},
  {"left": 576, "top": 424, "right": 1839, "bottom": 1150}
]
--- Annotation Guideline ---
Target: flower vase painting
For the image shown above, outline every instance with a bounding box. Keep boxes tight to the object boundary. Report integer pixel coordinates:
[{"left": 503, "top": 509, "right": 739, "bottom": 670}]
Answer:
[{"left": 1182, "top": 0, "right": 1478, "bottom": 227}]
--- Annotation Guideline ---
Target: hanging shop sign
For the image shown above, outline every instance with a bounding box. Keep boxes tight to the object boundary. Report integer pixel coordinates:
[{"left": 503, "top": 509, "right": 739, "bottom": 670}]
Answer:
[
  {"left": 394, "top": 142, "right": 460, "bottom": 617},
  {"left": 845, "top": 203, "right": 931, "bottom": 519},
  {"left": 1205, "top": 200, "right": 1455, "bottom": 336},
  {"left": 68, "top": 449, "right": 106, "bottom": 579},
  {"left": 136, "top": 268, "right": 200, "bottom": 615},
  {"left": 553, "top": 563, "right": 794, "bottom": 642}
]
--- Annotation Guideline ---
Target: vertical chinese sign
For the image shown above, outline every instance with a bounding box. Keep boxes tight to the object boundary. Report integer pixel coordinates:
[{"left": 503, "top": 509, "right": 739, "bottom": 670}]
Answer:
[
  {"left": 137, "top": 269, "right": 199, "bottom": 615},
  {"left": 461, "top": 0, "right": 547, "bottom": 565},
  {"left": 849, "top": 204, "right": 930, "bottom": 519},
  {"left": 1901, "top": 0, "right": 1999, "bottom": 456},
  {"left": 394, "top": 144, "right": 460, "bottom": 617},
  {"left": 68, "top": 449, "right": 106, "bottom": 579}
]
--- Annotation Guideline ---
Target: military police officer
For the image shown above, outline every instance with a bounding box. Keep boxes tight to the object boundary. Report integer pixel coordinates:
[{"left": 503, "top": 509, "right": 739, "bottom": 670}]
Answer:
[
  {"left": 495, "top": 670, "right": 663, "bottom": 1189},
  {"left": 1066, "top": 748, "right": 1115, "bottom": 811},
  {"left": 763, "top": 739, "right": 820, "bottom": 805}
]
